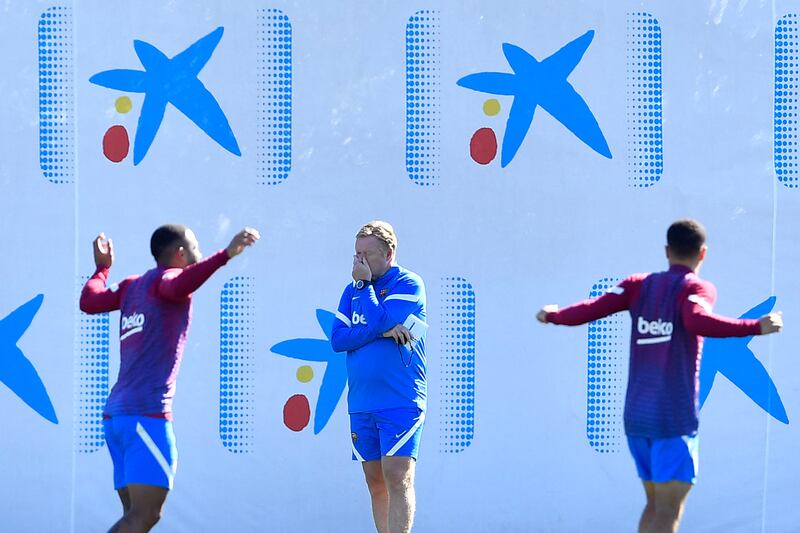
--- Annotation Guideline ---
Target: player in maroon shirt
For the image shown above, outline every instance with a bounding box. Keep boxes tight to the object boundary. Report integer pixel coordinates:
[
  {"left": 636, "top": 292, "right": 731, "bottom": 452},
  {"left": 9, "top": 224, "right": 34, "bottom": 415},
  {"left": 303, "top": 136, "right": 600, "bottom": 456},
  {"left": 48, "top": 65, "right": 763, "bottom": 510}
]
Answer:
[
  {"left": 536, "top": 219, "right": 782, "bottom": 533},
  {"left": 80, "top": 224, "right": 259, "bottom": 533}
]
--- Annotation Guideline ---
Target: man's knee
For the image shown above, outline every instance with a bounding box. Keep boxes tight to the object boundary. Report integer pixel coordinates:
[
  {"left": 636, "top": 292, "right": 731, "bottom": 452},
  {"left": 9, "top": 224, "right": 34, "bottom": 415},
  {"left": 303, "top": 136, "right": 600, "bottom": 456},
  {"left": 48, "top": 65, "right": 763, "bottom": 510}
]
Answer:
[
  {"left": 643, "top": 501, "right": 656, "bottom": 515},
  {"left": 126, "top": 506, "right": 162, "bottom": 529},
  {"left": 363, "top": 463, "right": 387, "bottom": 496},
  {"left": 381, "top": 461, "right": 414, "bottom": 493},
  {"left": 653, "top": 498, "right": 683, "bottom": 524},
  {"left": 365, "top": 475, "right": 388, "bottom": 497}
]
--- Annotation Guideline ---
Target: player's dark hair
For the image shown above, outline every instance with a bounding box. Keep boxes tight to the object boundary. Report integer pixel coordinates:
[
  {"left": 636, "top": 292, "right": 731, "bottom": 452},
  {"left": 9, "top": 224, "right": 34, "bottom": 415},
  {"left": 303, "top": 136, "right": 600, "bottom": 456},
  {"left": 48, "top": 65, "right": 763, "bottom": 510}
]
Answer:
[
  {"left": 667, "top": 219, "right": 706, "bottom": 259},
  {"left": 150, "top": 224, "right": 189, "bottom": 262}
]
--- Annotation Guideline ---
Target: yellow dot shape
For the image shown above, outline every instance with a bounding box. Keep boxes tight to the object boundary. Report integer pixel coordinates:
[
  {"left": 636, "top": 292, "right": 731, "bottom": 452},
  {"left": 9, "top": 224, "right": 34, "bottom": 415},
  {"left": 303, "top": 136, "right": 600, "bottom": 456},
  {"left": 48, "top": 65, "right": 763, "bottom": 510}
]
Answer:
[
  {"left": 296, "top": 365, "right": 314, "bottom": 383},
  {"left": 115, "top": 96, "right": 132, "bottom": 114},
  {"left": 483, "top": 99, "right": 501, "bottom": 116}
]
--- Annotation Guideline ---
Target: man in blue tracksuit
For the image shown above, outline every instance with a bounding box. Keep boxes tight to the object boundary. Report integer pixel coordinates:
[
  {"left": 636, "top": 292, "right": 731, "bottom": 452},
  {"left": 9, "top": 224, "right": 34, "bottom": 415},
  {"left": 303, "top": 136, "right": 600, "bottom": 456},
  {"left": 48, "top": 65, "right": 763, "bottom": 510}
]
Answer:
[{"left": 331, "top": 221, "right": 427, "bottom": 533}]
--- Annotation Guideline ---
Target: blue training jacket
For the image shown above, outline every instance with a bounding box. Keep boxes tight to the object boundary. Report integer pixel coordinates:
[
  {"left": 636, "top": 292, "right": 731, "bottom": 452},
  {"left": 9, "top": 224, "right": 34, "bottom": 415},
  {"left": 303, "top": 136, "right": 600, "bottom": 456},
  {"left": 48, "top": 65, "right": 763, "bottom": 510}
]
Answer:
[{"left": 331, "top": 265, "right": 427, "bottom": 414}]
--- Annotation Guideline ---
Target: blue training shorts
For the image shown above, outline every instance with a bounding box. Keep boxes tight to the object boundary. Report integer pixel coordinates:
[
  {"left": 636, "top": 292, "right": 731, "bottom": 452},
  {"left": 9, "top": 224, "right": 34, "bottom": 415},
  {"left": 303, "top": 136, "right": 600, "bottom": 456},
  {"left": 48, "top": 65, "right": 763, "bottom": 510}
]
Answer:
[
  {"left": 350, "top": 407, "right": 425, "bottom": 462},
  {"left": 103, "top": 415, "right": 178, "bottom": 490},
  {"left": 627, "top": 434, "right": 699, "bottom": 484}
]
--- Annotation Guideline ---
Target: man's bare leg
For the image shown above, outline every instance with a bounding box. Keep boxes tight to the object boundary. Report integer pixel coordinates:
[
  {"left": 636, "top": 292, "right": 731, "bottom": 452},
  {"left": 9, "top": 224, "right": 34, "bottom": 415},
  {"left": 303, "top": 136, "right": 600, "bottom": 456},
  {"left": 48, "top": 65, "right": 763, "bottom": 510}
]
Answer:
[
  {"left": 107, "top": 484, "right": 168, "bottom": 533},
  {"left": 638, "top": 481, "right": 656, "bottom": 533},
  {"left": 363, "top": 460, "right": 389, "bottom": 533},
  {"left": 117, "top": 488, "right": 131, "bottom": 514},
  {"left": 646, "top": 481, "right": 691, "bottom": 533},
  {"left": 381, "top": 456, "right": 416, "bottom": 533}
]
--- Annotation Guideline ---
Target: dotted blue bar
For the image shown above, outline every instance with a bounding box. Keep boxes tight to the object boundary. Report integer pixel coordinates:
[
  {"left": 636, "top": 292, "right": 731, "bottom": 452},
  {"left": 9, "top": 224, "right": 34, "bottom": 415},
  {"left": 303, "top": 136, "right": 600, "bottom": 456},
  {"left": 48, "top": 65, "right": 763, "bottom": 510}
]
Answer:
[
  {"left": 586, "top": 278, "right": 624, "bottom": 453},
  {"left": 75, "top": 278, "right": 109, "bottom": 453},
  {"left": 257, "top": 8, "right": 292, "bottom": 186},
  {"left": 219, "top": 276, "right": 255, "bottom": 453},
  {"left": 37, "top": 6, "right": 74, "bottom": 185},
  {"left": 406, "top": 10, "right": 440, "bottom": 187},
  {"left": 775, "top": 14, "right": 799, "bottom": 188},
  {"left": 626, "top": 13, "right": 663, "bottom": 188},
  {"left": 440, "top": 277, "right": 475, "bottom": 453}
]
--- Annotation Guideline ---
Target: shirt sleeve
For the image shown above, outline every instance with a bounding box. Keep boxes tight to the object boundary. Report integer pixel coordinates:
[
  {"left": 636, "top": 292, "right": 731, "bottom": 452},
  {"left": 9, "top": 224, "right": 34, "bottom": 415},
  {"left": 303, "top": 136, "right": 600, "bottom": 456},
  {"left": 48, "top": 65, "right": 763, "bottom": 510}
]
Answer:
[
  {"left": 330, "top": 284, "right": 380, "bottom": 352},
  {"left": 157, "top": 249, "right": 230, "bottom": 302},
  {"left": 546, "top": 276, "right": 640, "bottom": 326},
  {"left": 79, "top": 268, "right": 134, "bottom": 314},
  {"left": 681, "top": 281, "right": 761, "bottom": 337},
  {"left": 359, "top": 276, "right": 425, "bottom": 334}
]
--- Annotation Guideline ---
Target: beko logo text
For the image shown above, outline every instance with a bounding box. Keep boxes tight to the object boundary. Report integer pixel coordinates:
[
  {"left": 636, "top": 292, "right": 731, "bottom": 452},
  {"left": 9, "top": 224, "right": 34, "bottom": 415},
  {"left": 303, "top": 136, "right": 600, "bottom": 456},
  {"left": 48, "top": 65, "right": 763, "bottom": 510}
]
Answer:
[{"left": 637, "top": 316, "right": 673, "bottom": 336}]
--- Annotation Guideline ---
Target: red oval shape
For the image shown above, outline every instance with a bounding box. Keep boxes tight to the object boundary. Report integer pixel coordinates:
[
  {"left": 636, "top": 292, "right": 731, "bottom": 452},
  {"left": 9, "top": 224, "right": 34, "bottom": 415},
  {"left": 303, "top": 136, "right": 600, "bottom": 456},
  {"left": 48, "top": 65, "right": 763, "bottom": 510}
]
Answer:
[
  {"left": 283, "top": 394, "right": 311, "bottom": 432},
  {"left": 469, "top": 127, "right": 498, "bottom": 165},
  {"left": 103, "top": 125, "right": 130, "bottom": 163}
]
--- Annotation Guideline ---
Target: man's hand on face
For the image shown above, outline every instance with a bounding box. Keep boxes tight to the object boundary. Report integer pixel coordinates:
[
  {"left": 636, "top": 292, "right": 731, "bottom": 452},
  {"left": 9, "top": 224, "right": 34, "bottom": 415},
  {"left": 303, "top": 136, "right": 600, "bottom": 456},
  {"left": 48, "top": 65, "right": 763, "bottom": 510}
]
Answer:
[
  {"left": 383, "top": 324, "right": 413, "bottom": 345},
  {"left": 352, "top": 256, "right": 372, "bottom": 281},
  {"left": 93, "top": 233, "right": 114, "bottom": 269}
]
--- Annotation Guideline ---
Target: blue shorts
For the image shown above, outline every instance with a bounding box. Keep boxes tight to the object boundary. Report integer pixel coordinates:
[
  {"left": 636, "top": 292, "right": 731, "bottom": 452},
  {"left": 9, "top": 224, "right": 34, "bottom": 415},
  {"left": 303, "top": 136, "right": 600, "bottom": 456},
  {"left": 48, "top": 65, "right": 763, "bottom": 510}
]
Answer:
[
  {"left": 627, "top": 434, "right": 699, "bottom": 484},
  {"left": 103, "top": 415, "right": 178, "bottom": 490},
  {"left": 350, "top": 407, "right": 425, "bottom": 462}
]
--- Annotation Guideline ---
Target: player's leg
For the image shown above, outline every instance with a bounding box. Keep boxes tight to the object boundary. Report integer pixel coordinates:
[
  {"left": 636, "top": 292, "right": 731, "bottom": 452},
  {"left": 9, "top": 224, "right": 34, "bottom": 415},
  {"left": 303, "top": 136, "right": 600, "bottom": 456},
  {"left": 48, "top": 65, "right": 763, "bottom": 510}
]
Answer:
[
  {"left": 104, "top": 418, "right": 131, "bottom": 515},
  {"left": 377, "top": 408, "right": 424, "bottom": 533},
  {"left": 381, "top": 456, "right": 416, "bottom": 533},
  {"left": 351, "top": 413, "right": 386, "bottom": 533},
  {"left": 117, "top": 488, "right": 131, "bottom": 514},
  {"left": 362, "top": 460, "right": 389, "bottom": 533},
  {"left": 106, "top": 484, "right": 168, "bottom": 533},
  {"left": 638, "top": 481, "right": 656, "bottom": 533},
  {"left": 107, "top": 416, "right": 177, "bottom": 532},
  {"left": 627, "top": 436, "right": 656, "bottom": 532},
  {"left": 648, "top": 481, "right": 691, "bottom": 533},
  {"left": 646, "top": 435, "right": 698, "bottom": 532}
]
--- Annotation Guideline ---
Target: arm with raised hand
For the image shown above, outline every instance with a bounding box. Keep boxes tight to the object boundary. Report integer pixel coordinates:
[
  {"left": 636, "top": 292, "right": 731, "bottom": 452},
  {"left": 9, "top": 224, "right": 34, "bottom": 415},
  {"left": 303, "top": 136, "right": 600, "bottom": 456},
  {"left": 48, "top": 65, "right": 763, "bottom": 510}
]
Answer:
[
  {"left": 158, "top": 227, "right": 260, "bottom": 302},
  {"left": 80, "top": 233, "right": 130, "bottom": 314}
]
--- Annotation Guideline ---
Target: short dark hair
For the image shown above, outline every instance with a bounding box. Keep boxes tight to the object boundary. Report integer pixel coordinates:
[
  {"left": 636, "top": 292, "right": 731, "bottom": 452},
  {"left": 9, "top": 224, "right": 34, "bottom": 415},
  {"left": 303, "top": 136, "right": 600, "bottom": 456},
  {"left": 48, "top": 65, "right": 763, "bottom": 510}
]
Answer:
[
  {"left": 150, "top": 224, "right": 189, "bottom": 262},
  {"left": 667, "top": 219, "right": 706, "bottom": 258}
]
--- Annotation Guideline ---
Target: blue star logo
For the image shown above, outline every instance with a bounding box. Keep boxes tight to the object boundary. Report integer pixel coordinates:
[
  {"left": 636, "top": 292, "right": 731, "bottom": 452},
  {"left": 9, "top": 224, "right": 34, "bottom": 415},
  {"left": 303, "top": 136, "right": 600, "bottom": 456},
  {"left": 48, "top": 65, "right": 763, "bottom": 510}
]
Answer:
[
  {"left": 89, "top": 27, "right": 241, "bottom": 165},
  {"left": 700, "top": 297, "right": 788, "bottom": 423},
  {"left": 457, "top": 30, "right": 611, "bottom": 167},
  {"left": 0, "top": 295, "right": 58, "bottom": 424},
  {"left": 271, "top": 310, "right": 347, "bottom": 434}
]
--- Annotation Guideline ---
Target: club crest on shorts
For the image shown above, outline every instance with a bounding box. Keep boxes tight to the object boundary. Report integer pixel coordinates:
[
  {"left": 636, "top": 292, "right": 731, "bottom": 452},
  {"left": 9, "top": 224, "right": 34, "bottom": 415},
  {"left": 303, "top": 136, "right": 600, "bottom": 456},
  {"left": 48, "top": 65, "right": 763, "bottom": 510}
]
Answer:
[
  {"left": 380, "top": 288, "right": 388, "bottom": 298},
  {"left": 351, "top": 432, "right": 358, "bottom": 443}
]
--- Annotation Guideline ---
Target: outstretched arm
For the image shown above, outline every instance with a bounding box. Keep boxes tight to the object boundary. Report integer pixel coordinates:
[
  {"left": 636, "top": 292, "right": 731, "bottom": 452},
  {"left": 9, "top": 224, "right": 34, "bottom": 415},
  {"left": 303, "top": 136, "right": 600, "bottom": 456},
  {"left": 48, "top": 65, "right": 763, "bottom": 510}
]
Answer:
[
  {"left": 158, "top": 227, "right": 260, "bottom": 302},
  {"left": 537, "top": 276, "right": 640, "bottom": 326},
  {"left": 681, "top": 282, "right": 781, "bottom": 337},
  {"left": 158, "top": 250, "right": 230, "bottom": 301}
]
